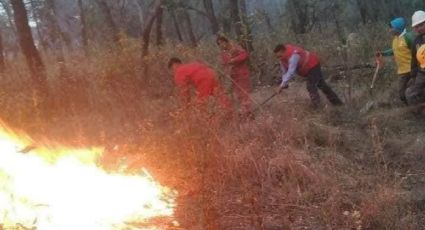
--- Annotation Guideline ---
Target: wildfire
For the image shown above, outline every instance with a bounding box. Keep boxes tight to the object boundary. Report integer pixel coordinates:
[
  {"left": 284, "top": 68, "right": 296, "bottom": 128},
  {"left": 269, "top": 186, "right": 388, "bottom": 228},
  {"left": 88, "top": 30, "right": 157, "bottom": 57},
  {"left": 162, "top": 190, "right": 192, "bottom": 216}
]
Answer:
[{"left": 0, "top": 125, "right": 176, "bottom": 230}]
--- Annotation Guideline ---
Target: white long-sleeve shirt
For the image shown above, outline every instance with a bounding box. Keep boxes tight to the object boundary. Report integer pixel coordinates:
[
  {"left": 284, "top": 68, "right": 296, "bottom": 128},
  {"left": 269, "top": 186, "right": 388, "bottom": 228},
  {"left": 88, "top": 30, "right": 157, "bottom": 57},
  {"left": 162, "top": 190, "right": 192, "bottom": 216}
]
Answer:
[{"left": 280, "top": 54, "right": 300, "bottom": 87}]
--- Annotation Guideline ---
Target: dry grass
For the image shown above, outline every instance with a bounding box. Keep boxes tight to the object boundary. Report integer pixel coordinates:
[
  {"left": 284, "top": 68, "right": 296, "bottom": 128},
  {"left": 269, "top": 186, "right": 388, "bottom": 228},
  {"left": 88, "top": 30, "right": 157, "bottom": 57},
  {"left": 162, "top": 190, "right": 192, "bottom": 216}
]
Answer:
[{"left": 0, "top": 32, "right": 423, "bottom": 229}]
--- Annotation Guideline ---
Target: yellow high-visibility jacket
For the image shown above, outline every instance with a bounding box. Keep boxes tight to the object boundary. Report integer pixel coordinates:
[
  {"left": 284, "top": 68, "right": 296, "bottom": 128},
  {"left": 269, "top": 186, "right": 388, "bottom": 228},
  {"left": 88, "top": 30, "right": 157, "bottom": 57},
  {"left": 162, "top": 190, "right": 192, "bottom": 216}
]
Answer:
[{"left": 382, "top": 31, "right": 414, "bottom": 75}]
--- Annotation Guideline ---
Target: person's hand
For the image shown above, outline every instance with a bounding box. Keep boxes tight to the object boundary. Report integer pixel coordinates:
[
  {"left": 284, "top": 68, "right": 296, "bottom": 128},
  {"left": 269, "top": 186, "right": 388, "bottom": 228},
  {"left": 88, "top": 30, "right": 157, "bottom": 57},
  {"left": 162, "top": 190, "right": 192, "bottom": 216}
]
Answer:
[
  {"left": 375, "top": 52, "right": 384, "bottom": 67},
  {"left": 277, "top": 83, "right": 289, "bottom": 93}
]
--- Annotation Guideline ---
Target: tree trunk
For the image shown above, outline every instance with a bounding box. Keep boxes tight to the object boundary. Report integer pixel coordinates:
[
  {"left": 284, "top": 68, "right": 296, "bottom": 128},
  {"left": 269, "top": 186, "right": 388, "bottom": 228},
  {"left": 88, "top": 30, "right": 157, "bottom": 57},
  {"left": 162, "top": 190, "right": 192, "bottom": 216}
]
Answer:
[
  {"left": 135, "top": 0, "right": 145, "bottom": 29},
  {"left": 331, "top": 3, "right": 345, "bottom": 44},
  {"left": 239, "top": 0, "right": 253, "bottom": 51},
  {"left": 263, "top": 10, "right": 274, "bottom": 33},
  {"left": 0, "top": 28, "right": 5, "bottom": 73},
  {"left": 96, "top": 0, "right": 120, "bottom": 48},
  {"left": 29, "top": 0, "right": 48, "bottom": 52},
  {"left": 229, "top": 0, "right": 243, "bottom": 39},
  {"left": 45, "top": 0, "right": 72, "bottom": 52},
  {"left": 257, "top": 1, "right": 273, "bottom": 33},
  {"left": 0, "top": 0, "right": 17, "bottom": 35},
  {"left": 356, "top": 0, "right": 368, "bottom": 25},
  {"left": 141, "top": 0, "right": 162, "bottom": 80},
  {"left": 78, "top": 0, "right": 89, "bottom": 57},
  {"left": 141, "top": 0, "right": 162, "bottom": 58},
  {"left": 369, "top": 0, "right": 385, "bottom": 23},
  {"left": 0, "top": 0, "right": 19, "bottom": 58},
  {"left": 287, "top": 0, "right": 310, "bottom": 34},
  {"left": 181, "top": 8, "right": 197, "bottom": 47},
  {"left": 11, "top": 0, "right": 48, "bottom": 97},
  {"left": 217, "top": 0, "right": 231, "bottom": 34},
  {"left": 155, "top": 5, "right": 164, "bottom": 46},
  {"left": 230, "top": 0, "right": 253, "bottom": 50},
  {"left": 222, "top": 17, "right": 231, "bottom": 34},
  {"left": 169, "top": 8, "right": 183, "bottom": 42},
  {"left": 43, "top": 0, "right": 66, "bottom": 62},
  {"left": 391, "top": 0, "right": 402, "bottom": 17},
  {"left": 203, "top": 0, "right": 219, "bottom": 34}
]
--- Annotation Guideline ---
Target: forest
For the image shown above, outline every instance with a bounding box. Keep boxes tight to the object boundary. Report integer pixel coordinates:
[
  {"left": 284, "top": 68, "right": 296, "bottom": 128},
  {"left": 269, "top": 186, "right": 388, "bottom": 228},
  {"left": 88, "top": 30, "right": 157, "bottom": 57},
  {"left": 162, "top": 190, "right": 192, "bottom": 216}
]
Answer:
[{"left": 0, "top": 0, "right": 425, "bottom": 229}]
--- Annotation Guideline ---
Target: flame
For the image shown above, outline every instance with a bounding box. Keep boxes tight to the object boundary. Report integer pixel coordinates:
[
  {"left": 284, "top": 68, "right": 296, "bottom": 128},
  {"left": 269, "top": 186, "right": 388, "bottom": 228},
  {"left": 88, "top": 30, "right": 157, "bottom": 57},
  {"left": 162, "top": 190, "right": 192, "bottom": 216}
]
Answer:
[{"left": 0, "top": 125, "right": 176, "bottom": 230}]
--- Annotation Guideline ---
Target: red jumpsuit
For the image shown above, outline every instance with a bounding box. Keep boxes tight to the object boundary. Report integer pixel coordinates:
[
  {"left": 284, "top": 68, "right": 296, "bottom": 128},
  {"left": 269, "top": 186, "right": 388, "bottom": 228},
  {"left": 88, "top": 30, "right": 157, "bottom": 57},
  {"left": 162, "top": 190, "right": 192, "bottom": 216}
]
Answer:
[
  {"left": 221, "top": 45, "right": 252, "bottom": 113},
  {"left": 174, "top": 62, "right": 231, "bottom": 108}
]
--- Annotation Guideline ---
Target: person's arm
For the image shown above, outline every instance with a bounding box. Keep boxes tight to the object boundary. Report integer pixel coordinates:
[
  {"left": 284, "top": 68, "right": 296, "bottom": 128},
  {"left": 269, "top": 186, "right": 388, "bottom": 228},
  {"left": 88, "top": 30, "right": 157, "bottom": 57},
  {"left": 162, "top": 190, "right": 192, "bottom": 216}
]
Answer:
[
  {"left": 380, "top": 48, "right": 394, "bottom": 56},
  {"left": 220, "top": 53, "right": 233, "bottom": 77},
  {"left": 221, "top": 52, "right": 231, "bottom": 65},
  {"left": 229, "top": 47, "right": 249, "bottom": 64},
  {"left": 280, "top": 54, "right": 300, "bottom": 87}
]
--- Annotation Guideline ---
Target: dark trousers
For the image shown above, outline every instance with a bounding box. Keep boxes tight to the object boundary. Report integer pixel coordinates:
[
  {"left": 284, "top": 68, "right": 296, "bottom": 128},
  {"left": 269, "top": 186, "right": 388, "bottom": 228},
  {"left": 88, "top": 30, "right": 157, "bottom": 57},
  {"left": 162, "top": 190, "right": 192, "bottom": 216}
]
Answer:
[
  {"left": 406, "top": 71, "right": 425, "bottom": 105},
  {"left": 398, "top": 73, "right": 414, "bottom": 105},
  {"left": 306, "top": 65, "right": 343, "bottom": 107}
]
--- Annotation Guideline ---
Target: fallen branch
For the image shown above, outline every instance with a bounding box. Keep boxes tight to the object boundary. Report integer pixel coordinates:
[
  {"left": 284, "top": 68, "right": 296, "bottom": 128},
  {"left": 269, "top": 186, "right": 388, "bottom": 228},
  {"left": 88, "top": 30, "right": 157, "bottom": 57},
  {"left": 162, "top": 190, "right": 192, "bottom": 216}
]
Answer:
[{"left": 323, "top": 63, "right": 375, "bottom": 71}]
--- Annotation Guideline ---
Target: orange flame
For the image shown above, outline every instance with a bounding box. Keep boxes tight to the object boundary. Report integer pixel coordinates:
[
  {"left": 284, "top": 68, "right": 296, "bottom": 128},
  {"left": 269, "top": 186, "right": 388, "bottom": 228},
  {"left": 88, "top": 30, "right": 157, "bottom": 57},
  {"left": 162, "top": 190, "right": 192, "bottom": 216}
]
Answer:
[{"left": 0, "top": 125, "right": 176, "bottom": 230}]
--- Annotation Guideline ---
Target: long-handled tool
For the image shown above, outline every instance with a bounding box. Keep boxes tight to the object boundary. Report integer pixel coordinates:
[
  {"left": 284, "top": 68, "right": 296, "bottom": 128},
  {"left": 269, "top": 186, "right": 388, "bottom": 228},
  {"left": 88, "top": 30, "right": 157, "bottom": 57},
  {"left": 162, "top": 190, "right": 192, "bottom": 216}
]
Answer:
[
  {"left": 370, "top": 56, "right": 383, "bottom": 89},
  {"left": 252, "top": 92, "right": 279, "bottom": 113},
  {"left": 361, "top": 56, "right": 383, "bottom": 113}
]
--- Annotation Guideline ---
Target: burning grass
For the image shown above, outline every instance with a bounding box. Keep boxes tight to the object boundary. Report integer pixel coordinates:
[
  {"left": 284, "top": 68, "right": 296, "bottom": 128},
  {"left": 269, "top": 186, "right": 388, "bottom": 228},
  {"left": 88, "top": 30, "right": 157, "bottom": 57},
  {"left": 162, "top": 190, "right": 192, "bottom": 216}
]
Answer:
[{"left": 0, "top": 125, "right": 176, "bottom": 230}]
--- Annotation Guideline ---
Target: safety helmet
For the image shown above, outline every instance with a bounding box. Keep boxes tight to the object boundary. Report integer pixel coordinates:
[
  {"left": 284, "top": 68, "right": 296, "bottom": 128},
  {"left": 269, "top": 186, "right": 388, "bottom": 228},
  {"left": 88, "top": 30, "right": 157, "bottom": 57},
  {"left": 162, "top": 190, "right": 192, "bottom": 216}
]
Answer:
[
  {"left": 390, "top": 17, "right": 406, "bottom": 33},
  {"left": 412, "top": 10, "right": 425, "bottom": 27},
  {"left": 416, "top": 44, "right": 425, "bottom": 68}
]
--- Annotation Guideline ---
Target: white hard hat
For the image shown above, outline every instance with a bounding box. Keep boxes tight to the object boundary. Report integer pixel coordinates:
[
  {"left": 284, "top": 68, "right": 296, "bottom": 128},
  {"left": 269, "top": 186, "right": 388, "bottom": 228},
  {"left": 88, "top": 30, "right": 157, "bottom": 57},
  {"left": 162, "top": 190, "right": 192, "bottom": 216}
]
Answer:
[{"left": 412, "top": 10, "right": 425, "bottom": 27}]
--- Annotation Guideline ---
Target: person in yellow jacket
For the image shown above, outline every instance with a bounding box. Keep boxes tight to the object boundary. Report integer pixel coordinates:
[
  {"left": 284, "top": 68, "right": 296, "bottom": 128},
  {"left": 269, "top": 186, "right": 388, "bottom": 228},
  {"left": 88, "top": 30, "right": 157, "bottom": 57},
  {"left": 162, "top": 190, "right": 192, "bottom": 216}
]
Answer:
[{"left": 377, "top": 17, "right": 414, "bottom": 105}]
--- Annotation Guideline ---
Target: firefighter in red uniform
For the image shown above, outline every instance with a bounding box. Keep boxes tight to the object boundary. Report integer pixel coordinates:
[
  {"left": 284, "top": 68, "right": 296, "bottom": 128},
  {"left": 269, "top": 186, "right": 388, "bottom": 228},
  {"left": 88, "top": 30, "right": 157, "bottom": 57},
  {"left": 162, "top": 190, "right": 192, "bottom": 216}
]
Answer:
[
  {"left": 168, "top": 57, "right": 231, "bottom": 108},
  {"left": 216, "top": 36, "right": 252, "bottom": 115},
  {"left": 274, "top": 44, "right": 343, "bottom": 108}
]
